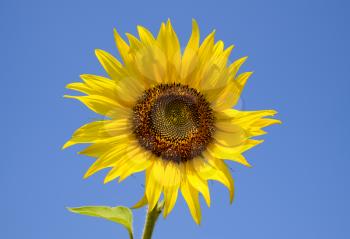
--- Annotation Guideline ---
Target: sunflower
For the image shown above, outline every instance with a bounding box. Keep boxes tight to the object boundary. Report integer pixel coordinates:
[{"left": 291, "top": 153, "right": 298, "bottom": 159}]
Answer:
[{"left": 63, "top": 19, "right": 280, "bottom": 224}]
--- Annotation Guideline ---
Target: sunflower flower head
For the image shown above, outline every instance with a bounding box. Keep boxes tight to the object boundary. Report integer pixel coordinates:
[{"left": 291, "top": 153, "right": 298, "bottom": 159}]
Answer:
[{"left": 63, "top": 19, "right": 280, "bottom": 224}]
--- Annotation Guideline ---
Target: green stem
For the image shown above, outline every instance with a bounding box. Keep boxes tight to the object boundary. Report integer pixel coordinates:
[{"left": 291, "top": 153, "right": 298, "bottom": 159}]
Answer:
[
  {"left": 141, "top": 202, "right": 163, "bottom": 239},
  {"left": 128, "top": 230, "right": 134, "bottom": 239}
]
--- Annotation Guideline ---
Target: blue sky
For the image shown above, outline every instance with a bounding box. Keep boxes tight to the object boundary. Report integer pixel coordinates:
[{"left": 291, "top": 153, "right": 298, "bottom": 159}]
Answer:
[{"left": 2, "top": 0, "right": 350, "bottom": 238}]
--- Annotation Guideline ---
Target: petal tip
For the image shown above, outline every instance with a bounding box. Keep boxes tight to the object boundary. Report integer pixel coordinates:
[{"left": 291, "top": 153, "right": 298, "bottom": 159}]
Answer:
[
  {"left": 94, "top": 49, "right": 104, "bottom": 57},
  {"left": 103, "top": 177, "right": 112, "bottom": 184},
  {"left": 63, "top": 94, "right": 74, "bottom": 99},
  {"left": 62, "top": 140, "right": 74, "bottom": 149},
  {"left": 256, "top": 139, "right": 265, "bottom": 145},
  {"left": 83, "top": 169, "right": 94, "bottom": 179},
  {"left": 191, "top": 18, "right": 199, "bottom": 28},
  {"left": 229, "top": 196, "right": 234, "bottom": 204},
  {"left": 195, "top": 217, "right": 201, "bottom": 225}
]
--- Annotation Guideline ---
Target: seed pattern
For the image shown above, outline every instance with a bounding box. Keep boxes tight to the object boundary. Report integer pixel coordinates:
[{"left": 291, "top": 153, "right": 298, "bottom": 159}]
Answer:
[{"left": 133, "top": 83, "right": 215, "bottom": 163}]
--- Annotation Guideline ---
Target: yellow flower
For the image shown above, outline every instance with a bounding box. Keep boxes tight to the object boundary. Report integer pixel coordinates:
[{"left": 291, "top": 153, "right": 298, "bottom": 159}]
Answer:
[{"left": 63, "top": 19, "right": 280, "bottom": 224}]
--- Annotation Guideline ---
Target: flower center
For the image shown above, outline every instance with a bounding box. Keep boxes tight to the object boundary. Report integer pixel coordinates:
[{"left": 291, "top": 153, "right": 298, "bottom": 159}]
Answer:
[{"left": 132, "top": 83, "right": 215, "bottom": 163}]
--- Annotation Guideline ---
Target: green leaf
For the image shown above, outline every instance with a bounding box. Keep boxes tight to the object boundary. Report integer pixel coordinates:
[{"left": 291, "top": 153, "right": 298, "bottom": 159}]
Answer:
[{"left": 67, "top": 206, "right": 134, "bottom": 239}]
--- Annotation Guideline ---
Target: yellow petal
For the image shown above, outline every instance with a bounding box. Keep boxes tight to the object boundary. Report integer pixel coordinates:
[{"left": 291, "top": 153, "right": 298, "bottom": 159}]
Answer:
[
  {"left": 65, "top": 82, "right": 91, "bottom": 95},
  {"left": 133, "top": 44, "right": 167, "bottom": 85},
  {"left": 235, "top": 71, "right": 253, "bottom": 89},
  {"left": 211, "top": 84, "right": 239, "bottom": 111},
  {"left": 78, "top": 142, "right": 114, "bottom": 157},
  {"left": 113, "top": 29, "right": 132, "bottom": 64},
  {"left": 200, "top": 45, "right": 234, "bottom": 90},
  {"left": 64, "top": 119, "right": 131, "bottom": 147},
  {"left": 213, "top": 40, "right": 224, "bottom": 55},
  {"left": 215, "top": 119, "right": 243, "bottom": 133},
  {"left": 217, "top": 108, "right": 276, "bottom": 121},
  {"left": 251, "top": 118, "right": 282, "bottom": 128},
  {"left": 156, "top": 20, "right": 181, "bottom": 82},
  {"left": 104, "top": 146, "right": 145, "bottom": 183},
  {"left": 198, "top": 30, "right": 215, "bottom": 62},
  {"left": 63, "top": 95, "right": 120, "bottom": 118},
  {"left": 207, "top": 140, "right": 262, "bottom": 166},
  {"left": 198, "top": 40, "right": 226, "bottom": 81},
  {"left": 181, "top": 179, "right": 201, "bottom": 224},
  {"left": 209, "top": 79, "right": 243, "bottom": 111},
  {"left": 157, "top": 20, "right": 181, "bottom": 60},
  {"left": 248, "top": 118, "right": 282, "bottom": 136},
  {"left": 118, "top": 150, "right": 153, "bottom": 182},
  {"left": 163, "top": 162, "right": 182, "bottom": 217},
  {"left": 216, "top": 109, "right": 278, "bottom": 130},
  {"left": 126, "top": 33, "right": 143, "bottom": 52},
  {"left": 166, "top": 19, "right": 181, "bottom": 53},
  {"left": 202, "top": 153, "right": 235, "bottom": 203},
  {"left": 213, "top": 127, "right": 247, "bottom": 147},
  {"left": 198, "top": 64, "right": 228, "bottom": 92},
  {"left": 185, "top": 30, "right": 216, "bottom": 89},
  {"left": 132, "top": 194, "right": 148, "bottom": 209},
  {"left": 95, "top": 49, "right": 124, "bottom": 80},
  {"left": 137, "top": 25, "right": 156, "bottom": 46},
  {"left": 181, "top": 19, "right": 200, "bottom": 80},
  {"left": 145, "top": 159, "right": 165, "bottom": 210},
  {"left": 63, "top": 94, "right": 131, "bottom": 120},
  {"left": 83, "top": 140, "right": 137, "bottom": 178},
  {"left": 80, "top": 74, "right": 118, "bottom": 97},
  {"left": 186, "top": 160, "right": 211, "bottom": 207},
  {"left": 228, "top": 56, "right": 248, "bottom": 79},
  {"left": 115, "top": 76, "right": 145, "bottom": 105},
  {"left": 221, "top": 45, "right": 235, "bottom": 64},
  {"left": 231, "top": 154, "right": 251, "bottom": 167},
  {"left": 66, "top": 74, "right": 117, "bottom": 98}
]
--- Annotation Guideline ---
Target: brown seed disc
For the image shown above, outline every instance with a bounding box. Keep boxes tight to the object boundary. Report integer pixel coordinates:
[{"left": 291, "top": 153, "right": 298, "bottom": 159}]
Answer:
[{"left": 132, "top": 83, "right": 215, "bottom": 163}]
